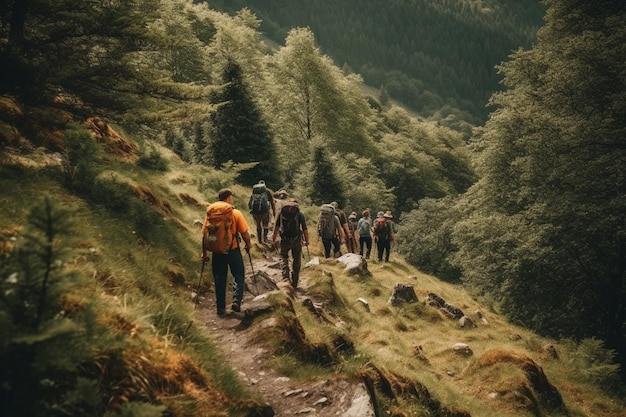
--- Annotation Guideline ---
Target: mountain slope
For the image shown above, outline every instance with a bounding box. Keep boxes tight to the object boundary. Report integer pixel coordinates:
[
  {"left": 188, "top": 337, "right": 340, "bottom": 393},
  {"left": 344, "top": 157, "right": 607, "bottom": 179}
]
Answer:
[
  {"left": 1, "top": 104, "right": 624, "bottom": 416},
  {"left": 210, "top": 0, "right": 545, "bottom": 124}
]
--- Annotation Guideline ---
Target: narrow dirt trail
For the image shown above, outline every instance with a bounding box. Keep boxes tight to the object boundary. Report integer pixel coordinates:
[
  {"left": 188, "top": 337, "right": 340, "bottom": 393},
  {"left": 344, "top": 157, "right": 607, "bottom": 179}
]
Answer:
[{"left": 196, "top": 248, "right": 371, "bottom": 417}]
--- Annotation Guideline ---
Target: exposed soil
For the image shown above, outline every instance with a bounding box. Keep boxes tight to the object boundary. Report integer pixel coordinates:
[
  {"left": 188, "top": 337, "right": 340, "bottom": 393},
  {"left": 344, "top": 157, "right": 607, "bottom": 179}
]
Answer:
[{"left": 197, "top": 246, "right": 368, "bottom": 417}]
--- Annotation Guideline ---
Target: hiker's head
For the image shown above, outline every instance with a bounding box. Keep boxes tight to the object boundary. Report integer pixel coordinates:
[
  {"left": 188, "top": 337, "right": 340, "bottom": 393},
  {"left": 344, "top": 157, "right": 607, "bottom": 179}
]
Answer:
[
  {"left": 363, "top": 209, "right": 370, "bottom": 217},
  {"left": 349, "top": 212, "right": 357, "bottom": 220},
  {"left": 384, "top": 211, "right": 393, "bottom": 219},
  {"left": 331, "top": 201, "right": 338, "bottom": 210},
  {"left": 377, "top": 211, "right": 385, "bottom": 218},
  {"left": 218, "top": 188, "right": 233, "bottom": 201}
]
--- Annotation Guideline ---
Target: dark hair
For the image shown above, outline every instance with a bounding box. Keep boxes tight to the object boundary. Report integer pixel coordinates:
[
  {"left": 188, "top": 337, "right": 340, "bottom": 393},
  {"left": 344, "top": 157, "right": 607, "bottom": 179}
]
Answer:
[{"left": 218, "top": 188, "right": 233, "bottom": 201}]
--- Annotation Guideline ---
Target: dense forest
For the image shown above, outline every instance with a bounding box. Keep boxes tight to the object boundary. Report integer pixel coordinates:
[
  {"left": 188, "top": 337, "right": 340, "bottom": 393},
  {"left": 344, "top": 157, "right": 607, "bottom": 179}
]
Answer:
[
  {"left": 210, "top": 0, "right": 546, "bottom": 129},
  {"left": 1, "top": 0, "right": 625, "bottom": 414}
]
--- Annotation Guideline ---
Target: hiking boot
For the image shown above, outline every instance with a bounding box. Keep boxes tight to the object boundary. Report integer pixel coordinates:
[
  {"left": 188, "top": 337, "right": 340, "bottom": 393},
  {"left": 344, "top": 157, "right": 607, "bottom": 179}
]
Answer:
[
  {"left": 231, "top": 300, "right": 241, "bottom": 312},
  {"left": 217, "top": 308, "right": 226, "bottom": 316}
]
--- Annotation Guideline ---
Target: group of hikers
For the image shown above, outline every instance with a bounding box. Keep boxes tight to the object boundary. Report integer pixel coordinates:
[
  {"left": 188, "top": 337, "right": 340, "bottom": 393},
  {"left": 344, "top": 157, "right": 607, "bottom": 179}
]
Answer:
[{"left": 201, "top": 181, "right": 397, "bottom": 316}]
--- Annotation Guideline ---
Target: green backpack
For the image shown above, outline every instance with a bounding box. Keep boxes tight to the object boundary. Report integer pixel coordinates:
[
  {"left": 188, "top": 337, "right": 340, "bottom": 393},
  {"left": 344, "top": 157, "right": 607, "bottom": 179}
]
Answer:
[{"left": 317, "top": 204, "right": 336, "bottom": 239}]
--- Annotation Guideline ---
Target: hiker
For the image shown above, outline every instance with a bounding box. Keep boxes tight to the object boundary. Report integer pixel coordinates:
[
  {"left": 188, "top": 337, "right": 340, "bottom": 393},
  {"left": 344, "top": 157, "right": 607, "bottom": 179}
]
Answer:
[
  {"left": 318, "top": 203, "right": 345, "bottom": 258},
  {"left": 347, "top": 211, "right": 359, "bottom": 253},
  {"left": 272, "top": 199, "right": 310, "bottom": 289},
  {"left": 373, "top": 210, "right": 395, "bottom": 262},
  {"left": 248, "top": 180, "right": 276, "bottom": 244},
  {"left": 330, "top": 201, "right": 350, "bottom": 250},
  {"left": 356, "top": 209, "right": 373, "bottom": 259},
  {"left": 273, "top": 189, "right": 288, "bottom": 214},
  {"left": 202, "top": 188, "right": 252, "bottom": 316}
]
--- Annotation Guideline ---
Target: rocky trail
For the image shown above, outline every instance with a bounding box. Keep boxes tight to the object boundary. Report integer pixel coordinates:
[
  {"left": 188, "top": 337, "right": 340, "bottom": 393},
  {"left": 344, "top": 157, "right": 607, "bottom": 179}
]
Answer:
[{"left": 197, "top": 245, "right": 374, "bottom": 417}]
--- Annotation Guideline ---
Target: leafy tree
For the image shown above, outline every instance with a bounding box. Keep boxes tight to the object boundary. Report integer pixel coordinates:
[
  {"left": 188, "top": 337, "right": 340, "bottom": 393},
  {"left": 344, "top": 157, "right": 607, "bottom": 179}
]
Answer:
[
  {"left": 208, "top": 58, "right": 281, "bottom": 186},
  {"left": 397, "top": 197, "right": 461, "bottom": 282},
  {"left": 452, "top": 0, "right": 626, "bottom": 370},
  {"left": 268, "top": 27, "right": 376, "bottom": 180}
]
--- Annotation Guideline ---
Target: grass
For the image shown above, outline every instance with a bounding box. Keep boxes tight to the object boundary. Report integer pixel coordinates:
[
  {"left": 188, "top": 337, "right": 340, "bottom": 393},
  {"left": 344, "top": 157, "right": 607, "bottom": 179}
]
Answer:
[{"left": 2, "top": 132, "right": 625, "bottom": 417}]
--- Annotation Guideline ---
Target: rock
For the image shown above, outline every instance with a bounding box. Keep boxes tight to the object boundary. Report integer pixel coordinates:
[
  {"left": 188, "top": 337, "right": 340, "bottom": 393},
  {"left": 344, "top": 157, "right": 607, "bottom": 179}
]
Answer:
[
  {"left": 337, "top": 253, "right": 371, "bottom": 276},
  {"left": 304, "top": 256, "right": 320, "bottom": 267},
  {"left": 452, "top": 342, "right": 473, "bottom": 356},
  {"left": 340, "top": 383, "right": 375, "bottom": 417},
  {"left": 388, "top": 283, "right": 418, "bottom": 306},
  {"left": 459, "top": 315, "right": 476, "bottom": 328}
]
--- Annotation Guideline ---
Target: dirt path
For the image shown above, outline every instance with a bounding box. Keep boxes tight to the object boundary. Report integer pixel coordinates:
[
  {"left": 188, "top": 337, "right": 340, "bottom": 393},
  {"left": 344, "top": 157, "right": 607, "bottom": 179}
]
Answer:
[{"left": 197, "top": 248, "right": 371, "bottom": 417}]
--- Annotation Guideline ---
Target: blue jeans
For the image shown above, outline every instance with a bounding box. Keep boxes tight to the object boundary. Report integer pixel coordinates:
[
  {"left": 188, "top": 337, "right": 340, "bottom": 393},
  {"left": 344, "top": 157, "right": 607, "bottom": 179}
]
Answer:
[{"left": 211, "top": 247, "right": 245, "bottom": 311}]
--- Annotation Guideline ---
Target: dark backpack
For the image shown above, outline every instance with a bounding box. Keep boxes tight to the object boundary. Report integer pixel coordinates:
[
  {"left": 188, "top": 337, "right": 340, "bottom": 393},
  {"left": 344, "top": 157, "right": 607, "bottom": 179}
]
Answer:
[
  {"left": 202, "top": 202, "right": 234, "bottom": 254},
  {"left": 318, "top": 204, "right": 336, "bottom": 239},
  {"left": 249, "top": 183, "right": 269, "bottom": 214},
  {"left": 373, "top": 217, "right": 390, "bottom": 241},
  {"left": 279, "top": 201, "right": 301, "bottom": 239}
]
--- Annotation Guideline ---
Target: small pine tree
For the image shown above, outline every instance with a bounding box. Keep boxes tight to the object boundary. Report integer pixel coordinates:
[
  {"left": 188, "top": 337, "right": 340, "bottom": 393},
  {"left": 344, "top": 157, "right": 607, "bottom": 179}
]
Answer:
[
  {"left": 0, "top": 195, "right": 97, "bottom": 416},
  {"left": 310, "top": 146, "right": 344, "bottom": 206}
]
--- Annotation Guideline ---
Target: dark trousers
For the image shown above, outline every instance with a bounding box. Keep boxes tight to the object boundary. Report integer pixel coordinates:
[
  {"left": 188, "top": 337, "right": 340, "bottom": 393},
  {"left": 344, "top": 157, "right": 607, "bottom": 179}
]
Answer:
[
  {"left": 280, "top": 236, "right": 302, "bottom": 288},
  {"left": 211, "top": 247, "right": 245, "bottom": 311},
  {"left": 322, "top": 237, "right": 341, "bottom": 258},
  {"left": 359, "top": 236, "right": 372, "bottom": 259},
  {"left": 377, "top": 239, "right": 391, "bottom": 262}
]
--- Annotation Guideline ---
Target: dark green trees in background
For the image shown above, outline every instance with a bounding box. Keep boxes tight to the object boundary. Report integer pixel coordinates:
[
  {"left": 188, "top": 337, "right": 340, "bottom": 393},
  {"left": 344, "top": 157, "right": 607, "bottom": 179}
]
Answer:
[
  {"left": 208, "top": 58, "right": 281, "bottom": 186},
  {"left": 309, "top": 146, "right": 344, "bottom": 206},
  {"left": 452, "top": 0, "right": 626, "bottom": 370}
]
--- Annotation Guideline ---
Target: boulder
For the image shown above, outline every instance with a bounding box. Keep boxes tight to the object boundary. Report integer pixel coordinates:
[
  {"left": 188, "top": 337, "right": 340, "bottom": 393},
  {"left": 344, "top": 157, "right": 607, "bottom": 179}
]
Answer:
[{"left": 388, "top": 283, "right": 418, "bottom": 306}]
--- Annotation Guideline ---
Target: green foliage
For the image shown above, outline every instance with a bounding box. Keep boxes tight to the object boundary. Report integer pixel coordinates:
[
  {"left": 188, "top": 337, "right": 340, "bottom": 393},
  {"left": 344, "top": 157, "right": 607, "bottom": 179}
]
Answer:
[
  {"left": 451, "top": 0, "right": 626, "bottom": 364},
  {"left": 0, "top": 195, "right": 100, "bottom": 416},
  {"left": 567, "top": 339, "right": 622, "bottom": 390},
  {"left": 61, "top": 124, "right": 102, "bottom": 192},
  {"left": 209, "top": 58, "right": 281, "bottom": 186},
  {"left": 308, "top": 146, "right": 344, "bottom": 206},
  {"left": 137, "top": 145, "right": 169, "bottom": 172},
  {"left": 214, "top": 0, "right": 544, "bottom": 124},
  {"left": 397, "top": 197, "right": 461, "bottom": 282}
]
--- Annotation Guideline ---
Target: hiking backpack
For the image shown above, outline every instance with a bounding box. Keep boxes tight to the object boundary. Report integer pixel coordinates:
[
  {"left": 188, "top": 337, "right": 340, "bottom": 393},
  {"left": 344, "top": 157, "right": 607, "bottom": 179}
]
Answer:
[
  {"left": 249, "top": 183, "right": 269, "bottom": 214},
  {"left": 358, "top": 218, "right": 372, "bottom": 237},
  {"left": 318, "top": 204, "right": 336, "bottom": 239},
  {"left": 279, "top": 201, "right": 301, "bottom": 240},
  {"left": 202, "top": 201, "right": 234, "bottom": 254},
  {"left": 373, "top": 217, "right": 390, "bottom": 241}
]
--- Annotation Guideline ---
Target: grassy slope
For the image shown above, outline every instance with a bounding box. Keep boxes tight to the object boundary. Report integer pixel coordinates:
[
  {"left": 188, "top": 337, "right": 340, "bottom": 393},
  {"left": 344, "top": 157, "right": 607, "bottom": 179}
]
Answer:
[{"left": 1, "top": 127, "right": 625, "bottom": 417}]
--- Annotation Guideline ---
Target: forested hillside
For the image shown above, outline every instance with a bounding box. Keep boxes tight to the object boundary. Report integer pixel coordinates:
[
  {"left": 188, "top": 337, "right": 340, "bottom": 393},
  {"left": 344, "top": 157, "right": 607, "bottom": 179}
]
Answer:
[
  {"left": 1, "top": 0, "right": 625, "bottom": 415},
  {"left": 210, "top": 0, "right": 545, "bottom": 129}
]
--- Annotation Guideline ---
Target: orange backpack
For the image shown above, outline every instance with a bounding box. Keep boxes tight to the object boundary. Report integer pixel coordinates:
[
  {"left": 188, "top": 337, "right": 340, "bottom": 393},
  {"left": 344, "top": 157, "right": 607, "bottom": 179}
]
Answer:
[{"left": 202, "top": 201, "right": 234, "bottom": 254}]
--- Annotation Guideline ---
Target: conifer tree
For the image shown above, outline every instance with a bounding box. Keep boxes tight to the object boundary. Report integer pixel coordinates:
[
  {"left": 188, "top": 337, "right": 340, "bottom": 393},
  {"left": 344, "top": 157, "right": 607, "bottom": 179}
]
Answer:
[
  {"left": 309, "top": 146, "right": 344, "bottom": 206},
  {"left": 209, "top": 58, "right": 281, "bottom": 186}
]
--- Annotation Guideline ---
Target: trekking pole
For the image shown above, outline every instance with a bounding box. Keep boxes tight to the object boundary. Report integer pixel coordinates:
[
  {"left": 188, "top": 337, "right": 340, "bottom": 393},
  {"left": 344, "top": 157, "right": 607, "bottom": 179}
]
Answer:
[
  {"left": 194, "top": 258, "right": 206, "bottom": 310},
  {"left": 246, "top": 249, "right": 259, "bottom": 296}
]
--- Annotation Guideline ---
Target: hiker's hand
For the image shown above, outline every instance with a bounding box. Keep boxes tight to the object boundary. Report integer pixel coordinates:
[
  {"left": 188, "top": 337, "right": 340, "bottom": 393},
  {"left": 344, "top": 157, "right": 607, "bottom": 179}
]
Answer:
[
  {"left": 244, "top": 245, "right": 250, "bottom": 254},
  {"left": 303, "top": 240, "right": 309, "bottom": 246},
  {"left": 201, "top": 254, "right": 210, "bottom": 263}
]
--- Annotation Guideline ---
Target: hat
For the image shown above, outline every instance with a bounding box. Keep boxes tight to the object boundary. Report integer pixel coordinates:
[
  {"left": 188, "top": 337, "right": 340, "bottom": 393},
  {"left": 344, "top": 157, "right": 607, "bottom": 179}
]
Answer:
[
  {"left": 331, "top": 201, "right": 338, "bottom": 209},
  {"left": 348, "top": 212, "right": 357, "bottom": 219},
  {"left": 384, "top": 211, "right": 393, "bottom": 218},
  {"left": 377, "top": 211, "right": 384, "bottom": 218},
  {"left": 276, "top": 189, "right": 288, "bottom": 199}
]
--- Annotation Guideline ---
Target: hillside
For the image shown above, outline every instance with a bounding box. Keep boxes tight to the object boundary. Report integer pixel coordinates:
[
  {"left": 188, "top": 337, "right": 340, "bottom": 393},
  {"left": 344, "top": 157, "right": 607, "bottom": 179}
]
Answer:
[
  {"left": 209, "top": 0, "right": 545, "bottom": 125},
  {"left": 1, "top": 0, "right": 625, "bottom": 415},
  {"left": 1, "top": 105, "right": 625, "bottom": 416}
]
